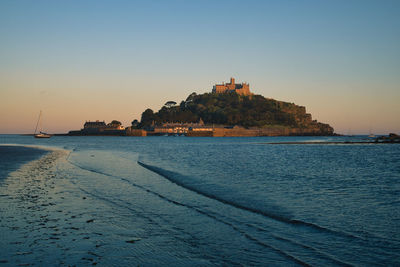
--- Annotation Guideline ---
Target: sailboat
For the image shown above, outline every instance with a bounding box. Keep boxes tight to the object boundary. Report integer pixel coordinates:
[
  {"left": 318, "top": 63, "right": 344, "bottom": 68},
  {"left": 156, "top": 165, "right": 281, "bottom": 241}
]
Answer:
[
  {"left": 368, "top": 126, "right": 375, "bottom": 138},
  {"left": 34, "top": 110, "right": 51, "bottom": 138}
]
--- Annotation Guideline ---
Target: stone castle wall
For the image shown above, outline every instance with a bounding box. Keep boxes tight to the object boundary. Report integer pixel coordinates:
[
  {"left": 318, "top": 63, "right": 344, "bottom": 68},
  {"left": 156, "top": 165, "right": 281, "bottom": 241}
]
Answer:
[
  {"left": 187, "top": 126, "right": 333, "bottom": 137},
  {"left": 125, "top": 127, "right": 147, "bottom": 136},
  {"left": 212, "top": 77, "right": 252, "bottom": 96}
]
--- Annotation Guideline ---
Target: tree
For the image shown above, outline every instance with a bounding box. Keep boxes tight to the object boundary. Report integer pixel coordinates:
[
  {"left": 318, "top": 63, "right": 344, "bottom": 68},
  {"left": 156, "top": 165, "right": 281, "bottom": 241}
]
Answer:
[
  {"left": 186, "top": 92, "right": 197, "bottom": 102},
  {"left": 179, "top": 101, "right": 186, "bottom": 109},
  {"left": 136, "top": 91, "right": 328, "bottom": 129},
  {"left": 131, "top": 119, "right": 139, "bottom": 128},
  {"left": 110, "top": 120, "right": 121, "bottom": 125},
  {"left": 164, "top": 101, "right": 177, "bottom": 108},
  {"left": 140, "top": 109, "right": 156, "bottom": 127}
]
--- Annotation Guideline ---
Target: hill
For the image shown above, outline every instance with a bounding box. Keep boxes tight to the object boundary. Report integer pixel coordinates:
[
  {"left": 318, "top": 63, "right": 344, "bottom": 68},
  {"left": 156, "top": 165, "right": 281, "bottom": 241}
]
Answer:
[{"left": 137, "top": 92, "right": 334, "bottom": 135}]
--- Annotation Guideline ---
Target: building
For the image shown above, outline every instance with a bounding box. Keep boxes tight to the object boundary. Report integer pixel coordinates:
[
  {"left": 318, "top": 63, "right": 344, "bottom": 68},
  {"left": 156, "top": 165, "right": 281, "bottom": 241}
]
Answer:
[
  {"left": 69, "top": 120, "right": 125, "bottom": 135},
  {"left": 212, "top": 77, "right": 252, "bottom": 96},
  {"left": 153, "top": 119, "right": 213, "bottom": 135}
]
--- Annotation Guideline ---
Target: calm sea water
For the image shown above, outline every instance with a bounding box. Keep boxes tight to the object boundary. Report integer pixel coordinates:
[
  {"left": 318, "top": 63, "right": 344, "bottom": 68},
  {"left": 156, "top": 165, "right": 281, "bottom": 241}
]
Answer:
[{"left": 0, "top": 135, "right": 399, "bottom": 266}]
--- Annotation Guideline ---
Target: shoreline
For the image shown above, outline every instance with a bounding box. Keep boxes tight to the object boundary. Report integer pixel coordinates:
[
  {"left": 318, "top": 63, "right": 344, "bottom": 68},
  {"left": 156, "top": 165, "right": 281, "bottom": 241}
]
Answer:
[
  {"left": 0, "top": 147, "right": 72, "bottom": 265},
  {"left": 46, "top": 132, "right": 339, "bottom": 137},
  {"left": 0, "top": 144, "right": 70, "bottom": 179},
  {"left": 0, "top": 145, "right": 49, "bottom": 180}
]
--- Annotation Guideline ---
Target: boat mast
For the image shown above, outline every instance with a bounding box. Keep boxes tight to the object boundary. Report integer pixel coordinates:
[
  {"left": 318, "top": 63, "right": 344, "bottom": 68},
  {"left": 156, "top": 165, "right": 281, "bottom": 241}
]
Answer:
[{"left": 34, "top": 110, "right": 42, "bottom": 135}]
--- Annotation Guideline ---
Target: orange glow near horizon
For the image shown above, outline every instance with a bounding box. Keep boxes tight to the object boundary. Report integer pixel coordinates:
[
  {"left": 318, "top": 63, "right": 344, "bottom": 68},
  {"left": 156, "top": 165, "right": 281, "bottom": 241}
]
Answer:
[
  {"left": 1, "top": 75, "right": 399, "bottom": 135},
  {"left": 1, "top": 1, "right": 399, "bottom": 135}
]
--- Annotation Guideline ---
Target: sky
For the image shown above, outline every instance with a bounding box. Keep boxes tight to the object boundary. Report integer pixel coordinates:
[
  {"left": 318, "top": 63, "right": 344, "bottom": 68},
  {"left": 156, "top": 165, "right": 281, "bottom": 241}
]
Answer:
[{"left": 1, "top": 0, "right": 399, "bottom": 134}]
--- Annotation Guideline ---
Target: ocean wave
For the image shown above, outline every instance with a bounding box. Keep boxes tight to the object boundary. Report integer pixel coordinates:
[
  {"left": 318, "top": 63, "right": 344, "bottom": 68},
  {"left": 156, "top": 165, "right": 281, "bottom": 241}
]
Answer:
[
  {"left": 66, "top": 156, "right": 317, "bottom": 266},
  {"left": 137, "top": 161, "right": 363, "bottom": 241}
]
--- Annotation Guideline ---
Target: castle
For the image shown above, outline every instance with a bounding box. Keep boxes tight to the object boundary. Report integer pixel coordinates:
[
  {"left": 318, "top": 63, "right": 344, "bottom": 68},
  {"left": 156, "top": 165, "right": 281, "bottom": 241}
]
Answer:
[{"left": 212, "top": 77, "right": 252, "bottom": 96}]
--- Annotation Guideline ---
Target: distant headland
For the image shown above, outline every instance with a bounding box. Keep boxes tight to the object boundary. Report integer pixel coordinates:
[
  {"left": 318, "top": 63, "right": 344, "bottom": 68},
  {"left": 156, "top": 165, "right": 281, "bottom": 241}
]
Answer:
[{"left": 66, "top": 77, "right": 336, "bottom": 137}]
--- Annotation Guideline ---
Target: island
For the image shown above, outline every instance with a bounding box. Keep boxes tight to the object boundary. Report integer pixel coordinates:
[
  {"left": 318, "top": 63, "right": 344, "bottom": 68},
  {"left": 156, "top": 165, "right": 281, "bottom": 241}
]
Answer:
[
  {"left": 135, "top": 77, "right": 334, "bottom": 136},
  {"left": 67, "top": 77, "right": 335, "bottom": 137}
]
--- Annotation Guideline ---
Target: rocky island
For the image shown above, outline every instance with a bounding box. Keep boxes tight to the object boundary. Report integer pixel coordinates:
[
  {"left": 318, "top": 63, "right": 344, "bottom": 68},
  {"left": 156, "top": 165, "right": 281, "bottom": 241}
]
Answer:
[
  {"left": 67, "top": 78, "right": 335, "bottom": 137},
  {"left": 134, "top": 78, "right": 334, "bottom": 136}
]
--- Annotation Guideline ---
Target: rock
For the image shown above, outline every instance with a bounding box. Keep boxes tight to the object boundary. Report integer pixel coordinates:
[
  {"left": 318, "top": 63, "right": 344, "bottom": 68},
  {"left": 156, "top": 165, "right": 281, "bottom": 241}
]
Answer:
[{"left": 126, "top": 238, "right": 141, "bottom": 244}]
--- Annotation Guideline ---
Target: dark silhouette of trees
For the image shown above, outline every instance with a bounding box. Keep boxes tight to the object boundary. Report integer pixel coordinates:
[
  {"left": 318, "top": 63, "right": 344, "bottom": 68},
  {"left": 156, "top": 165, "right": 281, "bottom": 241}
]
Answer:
[
  {"left": 140, "top": 109, "right": 156, "bottom": 128},
  {"left": 131, "top": 119, "right": 139, "bottom": 128},
  {"left": 110, "top": 120, "right": 121, "bottom": 125},
  {"left": 138, "top": 92, "right": 308, "bottom": 128}
]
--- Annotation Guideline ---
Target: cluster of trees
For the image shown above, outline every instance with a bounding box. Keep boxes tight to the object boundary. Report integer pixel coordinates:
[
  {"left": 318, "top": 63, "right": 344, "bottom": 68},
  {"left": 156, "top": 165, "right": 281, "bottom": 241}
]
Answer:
[
  {"left": 134, "top": 92, "right": 306, "bottom": 129},
  {"left": 109, "top": 120, "right": 122, "bottom": 126}
]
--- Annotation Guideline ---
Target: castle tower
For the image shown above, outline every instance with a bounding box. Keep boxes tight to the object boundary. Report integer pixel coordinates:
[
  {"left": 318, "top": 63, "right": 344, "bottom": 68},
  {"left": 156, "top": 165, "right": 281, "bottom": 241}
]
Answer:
[{"left": 212, "top": 77, "right": 252, "bottom": 96}]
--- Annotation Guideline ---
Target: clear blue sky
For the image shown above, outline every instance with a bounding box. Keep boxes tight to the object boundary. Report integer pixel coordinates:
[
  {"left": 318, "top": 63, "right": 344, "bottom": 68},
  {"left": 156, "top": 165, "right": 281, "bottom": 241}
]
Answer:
[{"left": 1, "top": 0, "right": 399, "bottom": 134}]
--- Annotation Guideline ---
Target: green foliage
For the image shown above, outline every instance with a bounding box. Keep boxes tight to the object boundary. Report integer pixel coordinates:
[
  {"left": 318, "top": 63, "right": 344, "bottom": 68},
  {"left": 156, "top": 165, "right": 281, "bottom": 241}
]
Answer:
[{"left": 139, "top": 92, "right": 308, "bottom": 128}]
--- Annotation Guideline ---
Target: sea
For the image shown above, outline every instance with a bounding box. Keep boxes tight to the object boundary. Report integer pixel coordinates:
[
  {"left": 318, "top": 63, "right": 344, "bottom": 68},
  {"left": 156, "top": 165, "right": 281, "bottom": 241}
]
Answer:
[{"left": 0, "top": 135, "right": 399, "bottom": 266}]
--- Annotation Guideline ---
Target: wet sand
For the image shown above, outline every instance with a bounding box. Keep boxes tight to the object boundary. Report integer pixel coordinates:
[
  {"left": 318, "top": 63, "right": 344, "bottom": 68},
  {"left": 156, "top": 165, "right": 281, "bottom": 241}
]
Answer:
[
  {"left": 0, "top": 148, "right": 107, "bottom": 266},
  {"left": 0, "top": 145, "right": 49, "bottom": 180}
]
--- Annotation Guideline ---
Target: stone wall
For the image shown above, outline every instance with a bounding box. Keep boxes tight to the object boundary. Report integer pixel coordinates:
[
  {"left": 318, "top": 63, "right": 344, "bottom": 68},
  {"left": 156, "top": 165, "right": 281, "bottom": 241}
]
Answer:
[
  {"left": 186, "top": 130, "right": 213, "bottom": 137},
  {"left": 187, "top": 126, "right": 334, "bottom": 137},
  {"left": 125, "top": 127, "right": 147, "bottom": 136}
]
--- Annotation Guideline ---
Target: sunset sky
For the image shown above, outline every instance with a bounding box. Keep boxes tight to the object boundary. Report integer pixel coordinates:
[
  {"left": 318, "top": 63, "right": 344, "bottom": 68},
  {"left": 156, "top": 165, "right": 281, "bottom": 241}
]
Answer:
[{"left": 1, "top": 0, "right": 399, "bottom": 134}]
